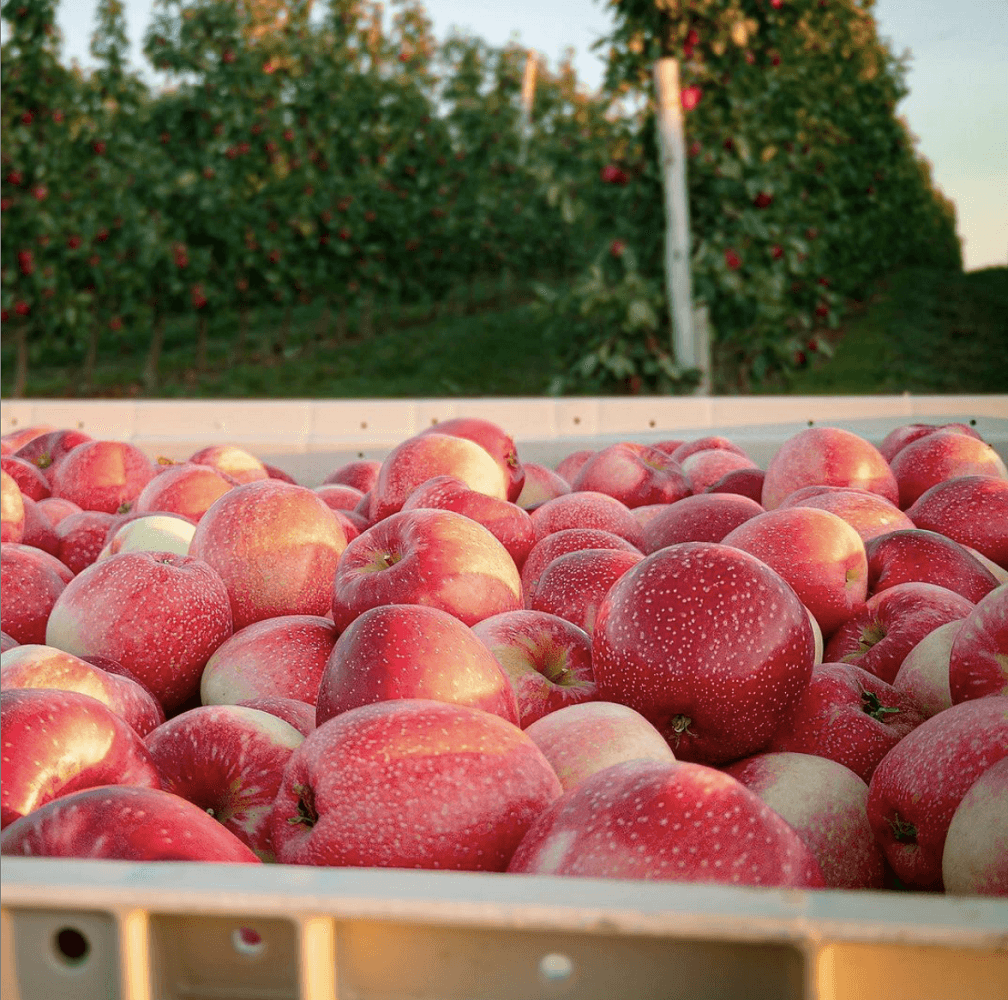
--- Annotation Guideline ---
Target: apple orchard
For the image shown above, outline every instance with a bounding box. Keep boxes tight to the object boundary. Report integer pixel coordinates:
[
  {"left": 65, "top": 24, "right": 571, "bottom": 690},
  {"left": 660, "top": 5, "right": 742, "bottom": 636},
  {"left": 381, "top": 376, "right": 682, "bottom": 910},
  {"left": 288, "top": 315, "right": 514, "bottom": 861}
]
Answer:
[
  {"left": 2, "top": 0, "right": 960, "bottom": 394},
  {"left": 1, "top": 417, "right": 1007, "bottom": 893}
]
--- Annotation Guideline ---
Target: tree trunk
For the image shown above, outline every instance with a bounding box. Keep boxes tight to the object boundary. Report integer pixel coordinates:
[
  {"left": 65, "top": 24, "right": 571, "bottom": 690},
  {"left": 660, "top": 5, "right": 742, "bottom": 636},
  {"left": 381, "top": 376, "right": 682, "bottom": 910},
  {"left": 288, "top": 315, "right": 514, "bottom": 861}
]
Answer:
[
  {"left": 195, "top": 313, "right": 208, "bottom": 373},
  {"left": 12, "top": 322, "right": 28, "bottom": 398},
  {"left": 144, "top": 312, "right": 166, "bottom": 395}
]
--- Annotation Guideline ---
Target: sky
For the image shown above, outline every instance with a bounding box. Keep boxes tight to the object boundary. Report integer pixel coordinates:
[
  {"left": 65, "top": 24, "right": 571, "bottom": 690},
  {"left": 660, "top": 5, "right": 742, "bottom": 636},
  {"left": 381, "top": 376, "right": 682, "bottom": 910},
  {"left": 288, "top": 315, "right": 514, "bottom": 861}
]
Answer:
[{"left": 21, "top": 0, "right": 1008, "bottom": 271}]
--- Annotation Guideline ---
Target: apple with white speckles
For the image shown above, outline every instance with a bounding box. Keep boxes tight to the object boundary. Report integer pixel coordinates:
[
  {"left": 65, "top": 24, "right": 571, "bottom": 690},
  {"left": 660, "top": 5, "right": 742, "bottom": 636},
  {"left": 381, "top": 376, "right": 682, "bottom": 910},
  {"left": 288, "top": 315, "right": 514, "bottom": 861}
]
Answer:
[
  {"left": 529, "top": 491, "right": 645, "bottom": 549},
  {"left": 316, "top": 604, "right": 520, "bottom": 726},
  {"left": 0, "top": 542, "right": 73, "bottom": 645},
  {"left": 0, "top": 785, "right": 260, "bottom": 862},
  {"left": 471, "top": 610, "right": 597, "bottom": 728},
  {"left": 45, "top": 550, "right": 233, "bottom": 712},
  {"left": 641, "top": 493, "right": 764, "bottom": 553},
  {"left": 892, "top": 620, "right": 962, "bottom": 718},
  {"left": 419, "top": 416, "right": 526, "bottom": 503},
  {"left": 507, "top": 758, "right": 825, "bottom": 888},
  {"left": 269, "top": 698, "right": 562, "bottom": 870},
  {"left": 0, "top": 687, "right": 162, "bottom": 829},
  {"left": 569, "top": 441, "right": 692, "bottom": 509},
  {"left": 237, "top": 696, "right": 316, "bottom": 736},
  {"left": 592, "top": 542, "right": 816, "bottom": 765},
  {"left": 49, "top": 439, "right": 157, "bottom": 514},
  {"left": 134, "top": 461, "right": 237, "bottom": 522},
  {"left": 948, "top": 584, "right": 1008, "bottom": 702},
  {"left": 97, "top": 512, "right": 196, "bottom": 561},
  {"left": 942, "top": 757, "right": 1008, "bottom": 896},
  {"left": 189, "top": 444, "right": 269, "bottom": 484},
  {"left": 145, "top": 704, "right": 304, "bottom": 860},
  {"left": 323, "top": 458, "right": 382, "bottom": 494},
  {"left": 679, "top": 448, "right": 759, "bottom": 495},
  {"left": 515, "top": 462, "right": 571, "bottom": 510},
  {"left": 777, "top": 485, "right": 914, "bottom": 544}
]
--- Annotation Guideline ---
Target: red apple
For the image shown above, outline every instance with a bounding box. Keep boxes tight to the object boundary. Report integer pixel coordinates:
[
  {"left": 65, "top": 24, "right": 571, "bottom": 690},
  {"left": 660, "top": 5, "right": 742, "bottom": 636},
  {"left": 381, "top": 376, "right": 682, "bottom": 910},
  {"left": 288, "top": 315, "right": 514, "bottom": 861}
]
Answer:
[
  {"left": 892, "top": 620, "right": 962, "bottom": 718},
  {"left": 890, "top": 430, "right": 1008, "bottom": 509},
  {"left": 507, "top": 759, "right": 824, "bottom": 888},
  {"left": 45, "top": 550, "right": 233, "bottom": 712},
  {"left": 269, "top": 698, "right": 562, "bottom": 870},
  {"left": 323, "top": 458, "right": 382, "bottom": 494},
  {"left": 201, "top": 614, "right": 338, "bottom": 707},
  {"left": 866, "top": 528, "right": 999, "bottom": 603},
  {"left": 762, "top": 427, "right": 898, "bottom": 510},
  {"left": 1, "top": 454, "right": 51, "bottom": 500},
  {"left": 401, "top": 474, "right": 535, "bottom": 570},
  {"left": 53, "top": 508, "right": 116, "bottom": 573},
  {"left": 724, "top": 751, "right": 885, "bottom": 889},
  {"left": 823, "top": 582, "right": 975, "bottom": 684},
  {"left": 942, "top": 757, "right": 1008, "bottom": 896},
  {"left": 0, "top": 543, "right": 73, "bottom": 645},
  {"left": 569, "top": 442, "right": 691, "bottom": 509},
  {"left": 650, "top": 439, "right": 686, "bottom": 456},
  {"left": 18, "top": 495, "right": 60, "bottom": 555},
  {"left": 0, "top": 785, "right": 260, "bottom": 863},
  {"left": 593, "top": 542, "right": 816, "bottom": 765},
  {"left": 471, "top": 610, "right": 597, "bottom": 728},
  {"left": 907, "top": 475, "right": 1008, "bottom": 570},
  {"left": 948, "top": 584, "right": 1008, "bottom": 702},
  {"left": 530, "top": 547, "right": 644, "bottom": 635},
  {"left": 514, "top": 462, "right": 571, "bottom": 509},
  {"left": 671, "top": 437, "right": 750, "bottom": 464},
  {"left": 777, "top": 485, "right": 915, "bottom": 543},
  {"left": 866, "top": 696, "right": 1008, "bottom": 888},
  {"left": 237, "top": 696, "right": 316, "bottom": 736},
  {"left": 420, "top": 416, "right": 525, "bottom": 503},
  {"left": 316, "top": 604, "right": 520, "bottom": 725},
  {"left": 767, "top": 660, "right": 927, "bottom": 782},
  {"left": 524, "top": 701, "right": 675, "bottom": 792},
  {"left": 189, "top": 444, "right": 269, "bottom": 484},
  {"left": 49, "top": 439, "right": 156, "bottom": 513},
  {"left": 878, "top": 422, "right": 982, "bottom": 463},
  {"left": 642, "top": 493, "right": 763, "bottom": 552},
  {"left": 262, "top": 461, "right": 298, "bottom": 484},
  {"left": 705, "top": 467, "right": 766, "bottom": 503},
  {"left": 521, "top": 527, "right": 641, "bottom": 608},
  {"left": 680, "top": 449, "right": 759, "bottom": 494},
  {"left": 0, "top": 687, "right": 162, "bottom": 829},
  {"left": 134, "top": 461, "right": 237, "bottom": 521},
  {"left": 98, "top": 512, "right": 196, "bottom": 560},
  {"left": 370, "top": 432, "right": 510, "bottom": 522},
  {"left": 554, "top": 449, "right": 594, "bottom": 484},
  {"left": 1, "top": 644, "right": 165, "bottom": 736},
  {"left": 1, "top": 470, "right": 24, "bottom": 543},
  {"left": 34, "top": 496, "right": 81, "bottom": 527},
  {"left": 12, "top": 429, "right": 91, "bottom": 483},
  {"left": 529, "top": 491, "right": 645, "bottom": 549},
  {"left": 313, "top": 483, "right": 365, "bottom": 511},
  {"left": 331, "top": 508, "right": 522, "bottom": 631},
  {"left": 189, "top": 479, "right": 347, "bottom": 630},
  {"left": 1, "top": 425, "right": 55, "bottom": 457},
  {"left": 145, "top": 704, "right": 304, "bottom": 860}
]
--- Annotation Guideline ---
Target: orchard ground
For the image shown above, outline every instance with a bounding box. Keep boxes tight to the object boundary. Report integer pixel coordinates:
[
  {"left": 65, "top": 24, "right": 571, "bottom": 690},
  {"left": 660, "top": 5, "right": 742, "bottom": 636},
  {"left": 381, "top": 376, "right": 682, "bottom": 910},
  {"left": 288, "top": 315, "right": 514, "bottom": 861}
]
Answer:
[{"left": 1, "top": 264, "right": 1005, "bottom": 399}]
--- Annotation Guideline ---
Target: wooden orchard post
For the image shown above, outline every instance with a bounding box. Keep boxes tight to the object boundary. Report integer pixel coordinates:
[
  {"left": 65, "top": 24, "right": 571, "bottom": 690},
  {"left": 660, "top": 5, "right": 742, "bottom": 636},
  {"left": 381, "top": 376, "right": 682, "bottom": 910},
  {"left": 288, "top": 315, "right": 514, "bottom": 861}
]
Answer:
[
  {"left": 653, "top": 57, "right": 708, "bottom": 392},
  {"left": 519, "top": 52, "right": 538, "bottom": 164}
]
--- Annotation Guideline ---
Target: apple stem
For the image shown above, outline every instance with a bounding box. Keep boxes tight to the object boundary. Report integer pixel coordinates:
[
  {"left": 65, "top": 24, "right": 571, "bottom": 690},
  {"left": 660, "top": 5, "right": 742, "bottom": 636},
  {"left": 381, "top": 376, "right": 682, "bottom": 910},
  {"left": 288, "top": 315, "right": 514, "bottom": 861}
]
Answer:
[
  {"left": 845, "top": 620, "right": 886, "bottom": 661},
  {"left": 889, "top": 812, "right": 917, "bottom": 843},
  {"left": 288, "top": 783, "right": 318, "bottom": 828},
  {"left": 860, "top": 688, "right": 901, "bottom": 721},
  {"left": 668, "top": 714, "right": 694, "bottom": 748}
]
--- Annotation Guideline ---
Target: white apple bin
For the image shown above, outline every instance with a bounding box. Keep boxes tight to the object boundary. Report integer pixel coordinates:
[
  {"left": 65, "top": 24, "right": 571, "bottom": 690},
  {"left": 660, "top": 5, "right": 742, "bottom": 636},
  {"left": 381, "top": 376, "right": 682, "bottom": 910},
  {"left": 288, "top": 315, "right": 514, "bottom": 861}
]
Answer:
[{"left": 2, "top": 395, "right": 1007, "bottom": 1000}]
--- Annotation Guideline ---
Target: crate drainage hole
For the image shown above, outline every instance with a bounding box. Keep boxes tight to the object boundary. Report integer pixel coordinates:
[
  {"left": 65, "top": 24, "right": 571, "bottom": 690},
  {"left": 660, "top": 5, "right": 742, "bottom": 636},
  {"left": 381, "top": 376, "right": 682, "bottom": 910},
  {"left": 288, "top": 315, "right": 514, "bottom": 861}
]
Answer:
[
  {"left": 54, "top": 927, "right": 90, "bottom": 966},
  {"left": 232, "top": 927, "right": 266, "bottom": 958},
  {"left": 539, "top": 952, "right": 574, "bottom": 983}
]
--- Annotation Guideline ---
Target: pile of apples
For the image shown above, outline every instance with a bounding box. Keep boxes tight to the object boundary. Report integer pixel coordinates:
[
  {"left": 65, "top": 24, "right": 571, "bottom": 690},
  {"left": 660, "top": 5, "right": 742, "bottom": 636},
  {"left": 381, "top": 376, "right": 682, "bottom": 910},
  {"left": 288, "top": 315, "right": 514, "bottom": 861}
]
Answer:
[{"left": 1, "top": 416, "right": 1006, "bottom": 896}]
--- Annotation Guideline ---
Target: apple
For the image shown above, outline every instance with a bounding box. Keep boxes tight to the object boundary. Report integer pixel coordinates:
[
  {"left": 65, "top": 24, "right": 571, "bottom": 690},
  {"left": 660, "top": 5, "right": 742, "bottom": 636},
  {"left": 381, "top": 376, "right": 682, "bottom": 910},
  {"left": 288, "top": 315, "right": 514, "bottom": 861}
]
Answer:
[
  {"left": 313, "top": 483, "right": 365, "bottom": 511},
  {"left": 878, "top": 422, "right": 982, "bottom": 463},
  {"left": 134, "top": 461, "right": 237, "bottom": 522},
  {"left": 1, "top": 470, "right": 24, "bottom": 543},
  {"left": 322, "top": 458, "right": 382, "bottom": 494},
  {"left": 767, "top": 660, "right": 927, "bottom": 782},
  {"left": 1, "top": 455, "right": 51, "bottom": 500},
  {"left": 866, "top": 696, "right": 1008, "bottom": 889},
  {"left": 237, "top": 696, "right": 316, "bottom": 736},
  {"left": 49, "top": 439, "right": 157, "bottom": 513},
  {"left": 401, "top": 474, "right": 535, "bottom": 570},
  {"left": 592, "top": 542, "right": 816, "bottom": 765},
  {"left": 631, "top": 503, "right": 671, "bottom": 531},
  {"left": 144, "top": 704, "right": 305, "bottom": 860},
  {"left": 189, "top": 479, "right": 347, "bottom": 631},
  {"left": 569, "top": 442, "right": 692, "bottom": 509},
  {"left": 948, "top": 584, "right": 1008, "bottom": 702},
  {"left": 331, "top": 508, "right": 522, "bottom": 631},
  {"left": 521, "top": 527, "right": 641, "bottom": 607},
  {"left": 471, "top": 610, "right": 597, "bottom": 729},
  {"left": 889, "top": 430, "right": 1008, "bottom": 509},
  {"left": 34, "top": 496, "right": 81, "bottom": 527},
  {"left": 262, "top": 461, "right": 299, "bottom": 484},
  {"left": 530, "top": 547, "right": 645, "bottom": 635},
  {"left": 723, "top": 751, "right": 885, "bottom": 889},
  {"left": 316, "top": 604, "right": 520, "bottom": 725},
  {"left": 11, "top": 428, "right": 92, "bottom": 483},
  {"left": 0, "top": 632, "right": 18, "bottom": 653},
  {"left": 45, "top": 550, "right": 233, "bottom": 712},
  {"left": 907, "top": 475, "right": 1008, "bottom": 570},
  {"left": 705, "top": 467, "right": 766, "bottom": 503},
  {"left": 761, "top": 427, "right": 899, "bottom": 510},
  {"left": 0, "top": 543, "right": 73, "bottom": 645},
  {"left": 942, "top": 757, "right": 1008, "bottom": 896},
  {"left": 777, "top": 485, "right": 915, "bottom": 543},
  {"left": 650, "top": 439, "right": 686, "bottom": 456},
  {"left": 369, "top": 432, "right": 510, "bottom": 522},
  {"left": 529, "top": 491, "right": 645, "bottom": 549},
  {"left": 891, "top": 620, "right": 962, "bottom": 718},
  {"left": 671, "top": 437, "right": 751, "bottom": 464},
  {"left": 722, "top": 506, "right": 868, "bottom": 638},
  {"left": 1, "top": 644, "right": 165, "bottom": 736},
  {"left": 823, "top": 582, "right": 975, "bottom": 684},
  {"left": 680, "top": 449, "right": 760, "bottom": 494},
  {"left": 269, "top": 698, "right": 562, "bottom": 870},
  {"left": 18, "top": 495, "right": 60, "bottom": 555},
  {"left": 0, "top": 785, "right": 260, "bottom": 863},
  {"left": 0, "top": 687, "right": 162, "bottom": 829},
  {"left": 189, "top": 444, "right": 269, "bottom": 484},
  {"left": 201, "top": 614, "right": 338, "bottom": 707},
  {"left": 1, "top": 424, "right": 55, "bottom": 457},
  {"left": 507, "top": 759, "right": 824, "bottom": 888},
  {"left": 53, "top": 508, "right": 117, "bottom": 573},
  {"left": 524, "top": 701, "right": 675, "bottom": 792},
  {"left": 642, "top": 494, "right": 763, "bottom": 552},
  {"left": 554, "top": 449, "right": 594, "bottom": 484},
  {"left": 97, "top": 513, "right": 196, "bottom": 561},
  {"left": 420, "top": 416, "right": 525, "bottom": 503},
  {"left": 514, "top": 463, "right": 572, "bottom": 510}
]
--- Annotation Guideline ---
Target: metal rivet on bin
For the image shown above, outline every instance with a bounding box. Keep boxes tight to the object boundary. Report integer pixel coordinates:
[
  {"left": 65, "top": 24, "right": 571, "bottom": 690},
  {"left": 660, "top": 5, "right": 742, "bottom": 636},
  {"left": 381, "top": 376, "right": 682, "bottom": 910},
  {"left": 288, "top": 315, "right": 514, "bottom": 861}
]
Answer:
[
  {"left": 539, "top": 952, "right": 574, "bottom": 983},
  {"left": 53, "top": 927, "right": 90, "bottom": 967}
]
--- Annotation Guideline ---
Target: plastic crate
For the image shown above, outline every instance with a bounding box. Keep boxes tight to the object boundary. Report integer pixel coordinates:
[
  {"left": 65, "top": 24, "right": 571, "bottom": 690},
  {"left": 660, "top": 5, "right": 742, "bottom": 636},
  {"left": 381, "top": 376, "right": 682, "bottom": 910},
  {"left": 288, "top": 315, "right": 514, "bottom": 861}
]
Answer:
[{"left": 2, "top": 395, "right": 1007, "bottom": 1000}]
